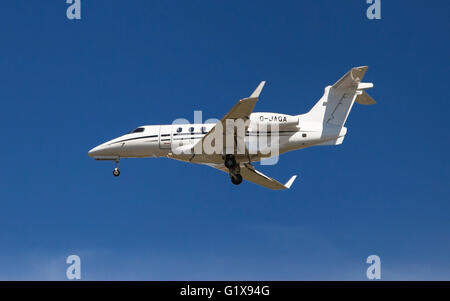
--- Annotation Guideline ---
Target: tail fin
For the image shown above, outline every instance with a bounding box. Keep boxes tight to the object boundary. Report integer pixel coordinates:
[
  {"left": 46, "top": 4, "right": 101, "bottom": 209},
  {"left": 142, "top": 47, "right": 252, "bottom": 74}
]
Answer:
[{"left": 300, "top": 66, "right": 375, "bottom": 128}]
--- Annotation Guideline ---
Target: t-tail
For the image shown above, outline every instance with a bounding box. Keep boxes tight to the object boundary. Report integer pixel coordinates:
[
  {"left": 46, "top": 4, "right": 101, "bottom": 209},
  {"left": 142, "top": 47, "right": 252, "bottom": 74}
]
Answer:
[{"left": 298, "top": 66, "right": 376, "bottom": 145}]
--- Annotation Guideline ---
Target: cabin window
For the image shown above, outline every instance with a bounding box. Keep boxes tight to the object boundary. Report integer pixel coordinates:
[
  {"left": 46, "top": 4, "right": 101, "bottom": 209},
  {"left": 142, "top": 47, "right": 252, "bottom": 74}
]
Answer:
[
  {"left": 176, "top": 127, "right": 182, "bottom": 133},
  {"left": 302, "top": 133, "right": 307, "bottom": 138},
  {"left": 201, "top": 126, "right": 207, "bottom": 133},
  {"left": 189, "top": 127, "right": 194, "bottom": 133},
  {"left": 130, "top": 127, "right": 145, "bottom": 133}
]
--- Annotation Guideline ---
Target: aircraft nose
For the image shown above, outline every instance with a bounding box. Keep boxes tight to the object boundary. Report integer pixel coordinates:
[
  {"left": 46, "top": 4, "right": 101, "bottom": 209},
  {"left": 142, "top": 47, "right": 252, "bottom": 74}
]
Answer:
[{"left": 88, "top": 145, "right": 104, "bottom": 157}]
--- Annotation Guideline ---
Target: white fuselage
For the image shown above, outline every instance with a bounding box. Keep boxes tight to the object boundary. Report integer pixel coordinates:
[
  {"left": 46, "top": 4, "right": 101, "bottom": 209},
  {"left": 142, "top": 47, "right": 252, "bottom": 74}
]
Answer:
[{"left": 88, "top": 112, "right": 346, "bottom": 165}]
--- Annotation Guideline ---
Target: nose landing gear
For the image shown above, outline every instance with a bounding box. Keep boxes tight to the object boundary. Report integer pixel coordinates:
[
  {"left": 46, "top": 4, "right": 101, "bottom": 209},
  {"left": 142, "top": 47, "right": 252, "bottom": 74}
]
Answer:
[{"left": 113, "top": 160, "right": 120, "bottom": 177}]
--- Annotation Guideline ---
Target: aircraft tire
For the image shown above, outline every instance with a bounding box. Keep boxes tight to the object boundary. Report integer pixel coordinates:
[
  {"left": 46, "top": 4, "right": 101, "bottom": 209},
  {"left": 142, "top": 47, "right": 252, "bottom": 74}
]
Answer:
[
  {"left": 230, "top": 174, "right": 243, "bottom": 185},
  {"left": 113, "top": 168, "right": 120, "bottom": 177}
]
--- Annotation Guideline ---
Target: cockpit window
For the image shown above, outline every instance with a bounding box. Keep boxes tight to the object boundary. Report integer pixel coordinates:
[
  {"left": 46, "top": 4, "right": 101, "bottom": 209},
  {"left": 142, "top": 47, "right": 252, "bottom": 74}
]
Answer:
[{"left": 130, "top": 127, "right": 145, "bottom": 134}]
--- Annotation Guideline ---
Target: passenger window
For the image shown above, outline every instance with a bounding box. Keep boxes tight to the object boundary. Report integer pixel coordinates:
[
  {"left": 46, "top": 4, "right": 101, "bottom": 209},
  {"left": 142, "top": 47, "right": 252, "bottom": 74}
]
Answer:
[
  {"left": 201, "top": 126, "right": 207, "bottom": 133},
  {"left": 177, "top": 127, "right": 182, "bottom": 133},
  {"left": 189, "top": 127, "right": 194, "bottom": 133},
  {"left": 302, "top": 133, "right": 307, "bottom": 138}
]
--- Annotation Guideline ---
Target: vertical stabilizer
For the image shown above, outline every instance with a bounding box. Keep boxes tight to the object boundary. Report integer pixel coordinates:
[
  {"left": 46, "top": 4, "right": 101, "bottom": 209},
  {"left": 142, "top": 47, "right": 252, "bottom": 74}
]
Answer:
[{"left": 300, "top": 66, "right": 375, "bottom": 128}]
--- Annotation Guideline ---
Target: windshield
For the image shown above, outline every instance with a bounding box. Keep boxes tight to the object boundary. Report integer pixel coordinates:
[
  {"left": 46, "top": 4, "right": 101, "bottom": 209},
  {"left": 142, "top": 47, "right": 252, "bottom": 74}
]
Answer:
[{"left": 129, "top": 127, "right": 145, "bottom": 134}]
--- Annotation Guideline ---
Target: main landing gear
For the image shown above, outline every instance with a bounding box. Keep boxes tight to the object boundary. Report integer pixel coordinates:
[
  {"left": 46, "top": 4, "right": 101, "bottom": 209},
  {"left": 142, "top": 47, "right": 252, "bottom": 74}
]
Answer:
[
  {"left": 224, "top": 154, "right": 236, "bottom": 169},
  {"left": 113, "top": 160, "right": 120, "bottom": 177},
  {"left": 224, "top": 154, "right": 242, "bottom": 185}
]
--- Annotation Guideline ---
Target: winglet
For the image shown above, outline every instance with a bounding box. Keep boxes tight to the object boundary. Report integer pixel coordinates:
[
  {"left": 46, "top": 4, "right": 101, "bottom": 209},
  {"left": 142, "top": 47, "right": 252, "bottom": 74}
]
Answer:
[
  {"left": 284, "top": 175, "right": 297, "bottom": 189},
  {"left": 250, "top": 81, "right": 266, "bottom": 98}
]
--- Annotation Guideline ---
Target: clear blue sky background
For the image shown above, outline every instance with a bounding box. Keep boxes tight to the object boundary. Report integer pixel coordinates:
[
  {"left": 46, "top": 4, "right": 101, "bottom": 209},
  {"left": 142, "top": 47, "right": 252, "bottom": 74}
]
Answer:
[{"left": 0, "top": 1, "right": 449, "bottom": 280}]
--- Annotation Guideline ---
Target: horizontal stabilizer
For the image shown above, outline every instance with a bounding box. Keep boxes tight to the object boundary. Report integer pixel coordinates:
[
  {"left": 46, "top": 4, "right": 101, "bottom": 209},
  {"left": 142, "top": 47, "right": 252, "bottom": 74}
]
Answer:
[
  {"left": 357, "top": 82, "right": 374, "bottom": 90},
  {"left": 332, "top": 66, "right": 368, "bottom": 90},
  {"left": 355, "top": 90, "right": 376, "bottom": 105}
]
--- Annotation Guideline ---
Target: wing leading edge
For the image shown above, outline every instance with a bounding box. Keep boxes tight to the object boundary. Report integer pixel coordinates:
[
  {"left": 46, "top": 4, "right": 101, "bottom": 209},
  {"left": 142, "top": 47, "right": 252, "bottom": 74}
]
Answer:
[{"left": 192, "top": 81, "right": 266, "bottom": 152}]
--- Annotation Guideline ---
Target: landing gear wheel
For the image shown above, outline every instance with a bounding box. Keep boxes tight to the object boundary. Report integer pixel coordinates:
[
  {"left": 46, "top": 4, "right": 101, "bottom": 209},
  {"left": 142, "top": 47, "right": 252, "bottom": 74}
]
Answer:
[
  {"left": 230, "top": 173, "right": 243, "bottom": 185},
  {"left": 224, "top": 155, "right": 236, "bottom": 169},
  {"left": 113, "top": 168, "right": 120, "bottom": 177}
]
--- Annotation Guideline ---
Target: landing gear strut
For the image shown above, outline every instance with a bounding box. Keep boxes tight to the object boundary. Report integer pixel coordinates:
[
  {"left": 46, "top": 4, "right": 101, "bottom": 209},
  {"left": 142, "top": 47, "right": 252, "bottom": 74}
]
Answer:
[
  {"left": 113, "top": 160, "right": 120, "bottom": 177},
  {"left": 224, "top": 154, "right": 236, "bottom": 169}
]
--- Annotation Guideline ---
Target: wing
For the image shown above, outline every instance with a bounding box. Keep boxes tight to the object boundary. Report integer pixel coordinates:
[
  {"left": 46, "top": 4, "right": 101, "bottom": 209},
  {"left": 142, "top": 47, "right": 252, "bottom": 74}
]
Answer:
[
  {"left": 205, "top": 162, "right": 297, "bottom": 190},
  {"left": 192, "top": 81, "right": 266, "bottom": 154}
]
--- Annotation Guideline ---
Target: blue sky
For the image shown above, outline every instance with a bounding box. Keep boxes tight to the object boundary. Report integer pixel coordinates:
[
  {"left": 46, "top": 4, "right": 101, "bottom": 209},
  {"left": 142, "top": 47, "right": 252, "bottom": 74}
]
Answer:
[{"left": 0, "top": 0, "right": 449, "bottom": 280}]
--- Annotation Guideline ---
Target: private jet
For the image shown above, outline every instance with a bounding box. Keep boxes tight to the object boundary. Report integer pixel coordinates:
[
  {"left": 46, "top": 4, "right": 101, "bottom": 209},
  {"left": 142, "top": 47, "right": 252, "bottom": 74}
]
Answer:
[{"left": 88, "top": 66, "right": 376, "bottom": 190}]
